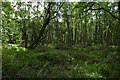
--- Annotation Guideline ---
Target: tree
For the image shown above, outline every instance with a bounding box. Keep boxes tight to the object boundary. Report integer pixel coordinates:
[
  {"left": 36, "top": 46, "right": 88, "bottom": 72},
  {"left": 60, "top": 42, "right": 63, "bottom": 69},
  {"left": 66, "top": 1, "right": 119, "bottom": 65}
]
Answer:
[{"left": 2, "top": 2, "right": 120, "bottom": 49}]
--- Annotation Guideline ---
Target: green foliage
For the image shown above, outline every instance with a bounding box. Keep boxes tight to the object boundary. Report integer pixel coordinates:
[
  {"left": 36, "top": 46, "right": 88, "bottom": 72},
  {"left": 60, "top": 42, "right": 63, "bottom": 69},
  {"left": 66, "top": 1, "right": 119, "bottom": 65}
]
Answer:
[
  {"left": 2, "top": 45, "right": 120, "bottom": 78},
  {"left": 1, "top": 2, "right": 120, "bottom": 78},
  {"left": 2, "top": 2, "right": 120, "bottom": 47}
]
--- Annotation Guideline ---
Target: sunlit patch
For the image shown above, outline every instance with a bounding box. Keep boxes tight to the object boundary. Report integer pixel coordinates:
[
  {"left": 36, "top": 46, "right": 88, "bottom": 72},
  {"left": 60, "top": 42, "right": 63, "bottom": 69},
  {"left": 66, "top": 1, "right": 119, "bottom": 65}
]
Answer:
[
  {"left": 86, "top": 72, "right": 103, "bottom": 78},
  {"left": 111, "top": 45, "right": 116, "bottom": 48},
  {"left": 16, "top": 47, "right": 27, "bottom": 51}
]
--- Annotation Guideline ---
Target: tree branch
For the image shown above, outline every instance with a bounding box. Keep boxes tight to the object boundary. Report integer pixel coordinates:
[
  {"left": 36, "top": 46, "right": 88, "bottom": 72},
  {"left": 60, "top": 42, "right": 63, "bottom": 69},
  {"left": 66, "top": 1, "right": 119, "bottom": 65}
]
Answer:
[
  {"left": 50, "top": 2, "right": 64, "bottom": 20},
  {"left": 84, "top": 7, "right": 120, "bottom": 20},
  {"left": 28, "top": 3, "right": 52, "bottom": 49}
]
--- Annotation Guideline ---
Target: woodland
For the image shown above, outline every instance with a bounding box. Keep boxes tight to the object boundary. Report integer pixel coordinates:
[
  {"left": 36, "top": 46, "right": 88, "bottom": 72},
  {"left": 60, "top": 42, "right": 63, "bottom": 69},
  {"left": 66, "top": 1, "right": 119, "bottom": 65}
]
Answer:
[{"left": 1, "top": 1, "right": 120, "bottom": 78}]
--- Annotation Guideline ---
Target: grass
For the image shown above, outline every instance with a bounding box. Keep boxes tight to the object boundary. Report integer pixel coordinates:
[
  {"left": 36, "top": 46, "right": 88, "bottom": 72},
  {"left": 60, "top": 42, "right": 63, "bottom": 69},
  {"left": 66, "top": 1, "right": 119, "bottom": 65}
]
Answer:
[{"left": 2, "top": 44, "right": 120, "bottom": 78}]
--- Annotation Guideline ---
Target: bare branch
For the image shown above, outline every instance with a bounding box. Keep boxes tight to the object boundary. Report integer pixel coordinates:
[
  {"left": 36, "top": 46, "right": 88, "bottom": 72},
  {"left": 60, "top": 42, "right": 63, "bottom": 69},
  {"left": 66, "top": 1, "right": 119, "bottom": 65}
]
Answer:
[
  {"left": 50, "top": 2, "right": 64, "bottom": 20},
  {"left": 84, "top": 7, "right": 120, "bottom": 20}
]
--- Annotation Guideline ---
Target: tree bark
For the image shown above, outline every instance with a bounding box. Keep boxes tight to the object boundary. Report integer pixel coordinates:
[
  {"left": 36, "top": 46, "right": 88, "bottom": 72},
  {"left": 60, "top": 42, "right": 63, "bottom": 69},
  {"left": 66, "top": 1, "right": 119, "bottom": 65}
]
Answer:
[{"left": 118, "top": 1, "right": 120, "bottom": 46}]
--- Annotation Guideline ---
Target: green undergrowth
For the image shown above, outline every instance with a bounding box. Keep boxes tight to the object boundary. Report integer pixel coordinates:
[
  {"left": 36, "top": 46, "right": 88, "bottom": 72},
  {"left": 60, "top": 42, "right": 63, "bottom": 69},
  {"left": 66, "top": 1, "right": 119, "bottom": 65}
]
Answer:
[{"left": 2, "top": 45, "right": 120, "bottom": 78}]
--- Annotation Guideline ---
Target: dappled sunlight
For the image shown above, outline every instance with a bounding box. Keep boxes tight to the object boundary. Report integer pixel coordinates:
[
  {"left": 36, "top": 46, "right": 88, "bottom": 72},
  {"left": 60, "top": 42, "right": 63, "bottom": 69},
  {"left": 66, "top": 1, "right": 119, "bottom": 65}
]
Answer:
[
  {"left": 3, "top": 44, "right": 27, "bottom": 52},
  {"left": 2, "top": 1, "right": 120, "bottom": 78},
  {"left": 16, "top": 47, "right": 27, "bottom": 52},
  {"left": 86, "top": 72, "right": 103, "bottom": 78},
  {"left": 2, "top": 45, "right": 120, "bottom": 78}
]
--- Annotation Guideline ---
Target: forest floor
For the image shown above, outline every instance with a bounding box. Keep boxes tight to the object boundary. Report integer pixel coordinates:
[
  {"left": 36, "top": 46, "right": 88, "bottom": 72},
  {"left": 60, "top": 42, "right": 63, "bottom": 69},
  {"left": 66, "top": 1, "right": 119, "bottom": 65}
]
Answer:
[{"left": 2, "top": 44, "right": 120, "bottom": 78}]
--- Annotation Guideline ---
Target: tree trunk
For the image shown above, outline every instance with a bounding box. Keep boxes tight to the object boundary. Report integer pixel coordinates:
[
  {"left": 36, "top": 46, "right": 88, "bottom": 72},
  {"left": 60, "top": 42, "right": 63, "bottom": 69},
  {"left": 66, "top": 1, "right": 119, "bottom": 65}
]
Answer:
[
  {"left": 21, "top": 19, "right": 28, "bottom": 48},
  {"left": 118, "top": 1, "right": 120, "bottom": 46},
  {"left": 28, "top": 3, "right": 51, "bottom": 49}
]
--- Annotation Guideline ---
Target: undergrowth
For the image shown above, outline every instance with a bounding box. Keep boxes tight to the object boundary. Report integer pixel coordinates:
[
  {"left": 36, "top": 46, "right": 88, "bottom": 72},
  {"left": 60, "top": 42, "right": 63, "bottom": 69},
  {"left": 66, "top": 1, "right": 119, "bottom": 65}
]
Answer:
[{"left": 2, "top": 45, "right": 120, "bottom": 78}]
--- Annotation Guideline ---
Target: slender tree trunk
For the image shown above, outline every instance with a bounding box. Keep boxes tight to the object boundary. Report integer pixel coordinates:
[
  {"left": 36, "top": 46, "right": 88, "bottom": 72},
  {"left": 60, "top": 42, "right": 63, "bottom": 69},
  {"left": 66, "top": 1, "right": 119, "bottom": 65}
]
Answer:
[
  {"left": 22, "top": 19, "right": 28, "bottom": 48},
  {"left": 118, "top": 1, "right": 120, "bottom": 46},
  {"left": 74, "top": 27, "right": 77, "bottom": 44},
  {"left": 22, "top": 4, "right": 28, "bottom": 48},
  {"left": 66, "top": 15, "right": 71, "bottom": 45}
]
